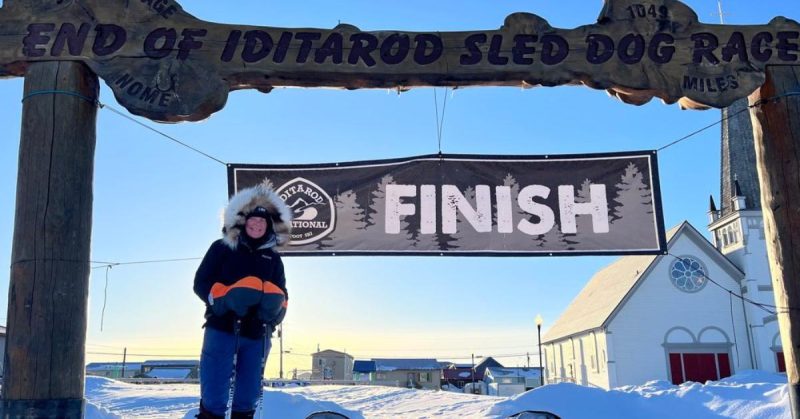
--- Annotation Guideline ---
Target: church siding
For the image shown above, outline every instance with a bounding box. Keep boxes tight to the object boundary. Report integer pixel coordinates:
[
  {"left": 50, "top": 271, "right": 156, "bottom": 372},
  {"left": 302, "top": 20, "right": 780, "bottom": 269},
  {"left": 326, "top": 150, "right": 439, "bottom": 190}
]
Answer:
[{"left": 607, "top": 234, "right": 751, "bottom": 387}]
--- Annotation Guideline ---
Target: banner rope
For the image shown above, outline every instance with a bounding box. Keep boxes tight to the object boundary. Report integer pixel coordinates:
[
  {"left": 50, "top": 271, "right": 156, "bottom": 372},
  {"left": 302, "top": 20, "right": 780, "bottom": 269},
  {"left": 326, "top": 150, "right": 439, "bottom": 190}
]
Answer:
[
  {"left": 433, "top": 87, "right": 451, "bottom": 155},
  {"left": 21, "top": 89, "right": 99, "bottom": 106},
  {"left": 100, "top": 265, "right": 111, "bottom": 332},
  {"left": 666, "top": 253, "right": 793, "bottom": 315},
  {"left": 100, "top": 103, "right": 228, "bottom": 166},
  {"left": 657, "top": 91, "right": 800, "bottom": 152}
]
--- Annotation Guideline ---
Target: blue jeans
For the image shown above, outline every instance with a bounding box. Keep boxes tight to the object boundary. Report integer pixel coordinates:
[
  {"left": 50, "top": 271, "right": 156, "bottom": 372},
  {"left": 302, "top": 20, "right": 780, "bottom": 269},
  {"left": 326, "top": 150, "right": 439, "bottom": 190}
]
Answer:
[{"left": 200, "top": 326, "right": 272, "bottom": 415}]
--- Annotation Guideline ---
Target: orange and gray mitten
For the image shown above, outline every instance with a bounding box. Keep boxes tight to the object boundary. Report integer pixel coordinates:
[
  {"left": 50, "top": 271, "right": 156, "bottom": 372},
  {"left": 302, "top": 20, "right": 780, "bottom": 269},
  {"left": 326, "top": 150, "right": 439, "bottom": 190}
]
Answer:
[
  {"left": 209, "top": 276, "right": 263, "bottom": 317},
  {"left": 260, "top": 281, "right": 288, "bottom": 326}
]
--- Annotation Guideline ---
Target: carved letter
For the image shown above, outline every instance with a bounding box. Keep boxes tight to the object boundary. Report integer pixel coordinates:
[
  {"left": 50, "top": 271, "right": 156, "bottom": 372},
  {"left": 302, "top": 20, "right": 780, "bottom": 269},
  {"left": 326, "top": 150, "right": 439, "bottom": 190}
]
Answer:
[{"left": 93, "top": 24, "right": 127, "bottom": 56}]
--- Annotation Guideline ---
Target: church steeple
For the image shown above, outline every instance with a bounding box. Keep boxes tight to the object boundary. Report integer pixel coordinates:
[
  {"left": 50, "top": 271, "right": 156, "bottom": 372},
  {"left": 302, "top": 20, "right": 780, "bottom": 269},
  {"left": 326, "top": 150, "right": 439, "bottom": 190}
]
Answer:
[{"left": 720, "top": 98, "right": 761, "bottom": 215}]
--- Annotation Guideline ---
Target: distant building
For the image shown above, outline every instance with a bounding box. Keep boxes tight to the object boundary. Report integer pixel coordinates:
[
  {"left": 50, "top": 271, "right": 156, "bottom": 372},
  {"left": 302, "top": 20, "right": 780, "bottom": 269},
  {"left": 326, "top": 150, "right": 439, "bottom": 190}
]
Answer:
[
  {"left": 141, "top": 360, "right": 199, "bottom": 379},
  {"left": 311, "top": 350, "right": 354, "bottom": 380},
  {"left": 484, "top": 367, "right": 542, "bottom": 396},
  {"left": 372, "top": 358, "right": 442, "bottom": 390},
  {"left": 86, "top": 362, "right": 142, "bottom": 379},
  {"left": 472, "top": 357, "right": 503, "bottom": 382},
  {"left": 441, "top": 364, "right": 474, "bottom": 389},
  {"left": 353, "top": 360, "right": 376, "bottom": 382}
]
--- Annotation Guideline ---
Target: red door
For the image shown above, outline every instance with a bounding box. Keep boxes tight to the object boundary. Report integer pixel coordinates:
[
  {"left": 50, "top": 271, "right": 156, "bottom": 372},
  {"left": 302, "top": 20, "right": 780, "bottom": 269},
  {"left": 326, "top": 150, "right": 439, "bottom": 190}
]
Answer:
[
  {"left": 668, "top": 353, "right": 732, "bottom": 385},
  {"left": 777, "top": 352, "right": 786, "bottom": 373},
  {"left": 669, "top": 353, "right": 684, "bottom": 385}
]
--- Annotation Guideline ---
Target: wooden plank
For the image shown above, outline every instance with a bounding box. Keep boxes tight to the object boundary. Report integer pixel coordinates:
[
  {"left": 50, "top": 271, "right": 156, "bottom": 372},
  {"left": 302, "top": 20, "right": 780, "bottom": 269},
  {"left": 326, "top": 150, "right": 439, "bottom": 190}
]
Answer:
[
  {"left": 1, "top": 61, "right": 97, "bottom": 417},
  {"left": 748, "top": 65, "right": 800, "bottom": 419},
  {"left": 0, "top": 0, "right": 798, "bottom": 121}
]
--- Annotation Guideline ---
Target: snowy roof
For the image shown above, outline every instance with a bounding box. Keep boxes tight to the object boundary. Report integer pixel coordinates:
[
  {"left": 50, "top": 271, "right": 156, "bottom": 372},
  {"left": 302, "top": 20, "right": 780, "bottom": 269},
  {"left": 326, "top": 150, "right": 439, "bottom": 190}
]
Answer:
[
  {"left": 475, "top": 357, "right": 503, "bottom": 373},
  {"left": 312, "top": 350, "right": 353, "bottom": 359},
  {"left": 86, "top": 362, "right": 143, "bottom": 371},
  {"left": 145, "top": 368, "right": 192, "bottom": 379},
  {"left": 373, "top": 359, "right": 441, "bottom": 371},
  {"left": 543, "top": 222, "right": 744, "bottom": 343},
  {"left": 353, "top": 360, "right": 376, "bottom": 373},
  {"left": 485, "top": 367, "right": 542, "bottom": 379},
  {"left": 142, "top": 360, "right": 199, "bottom": 367},
  {"left": 440, "top": 362, "right": 472, "bottom": 369}
]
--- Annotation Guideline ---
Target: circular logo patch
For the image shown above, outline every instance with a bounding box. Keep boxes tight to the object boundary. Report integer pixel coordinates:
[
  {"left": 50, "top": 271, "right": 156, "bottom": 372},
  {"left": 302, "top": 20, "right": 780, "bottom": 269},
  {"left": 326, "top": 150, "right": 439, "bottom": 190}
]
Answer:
[{"left": 276, "top": 177, "right": 336, "bottom": 245}]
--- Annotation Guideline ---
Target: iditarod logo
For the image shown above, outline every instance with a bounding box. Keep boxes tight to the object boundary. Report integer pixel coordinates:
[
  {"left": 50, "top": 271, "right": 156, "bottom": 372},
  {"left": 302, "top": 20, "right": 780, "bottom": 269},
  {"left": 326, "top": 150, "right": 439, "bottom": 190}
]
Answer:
[{"left": 276, "top": 177, "right": 335, "bottom": 245}]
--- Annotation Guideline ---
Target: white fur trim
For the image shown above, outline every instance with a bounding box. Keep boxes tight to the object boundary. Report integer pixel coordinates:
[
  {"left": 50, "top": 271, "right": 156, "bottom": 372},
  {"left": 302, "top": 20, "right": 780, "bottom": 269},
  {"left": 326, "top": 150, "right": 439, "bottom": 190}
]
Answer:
[{"left": 222, "top": 185, "right": 293, "bottom": 249}]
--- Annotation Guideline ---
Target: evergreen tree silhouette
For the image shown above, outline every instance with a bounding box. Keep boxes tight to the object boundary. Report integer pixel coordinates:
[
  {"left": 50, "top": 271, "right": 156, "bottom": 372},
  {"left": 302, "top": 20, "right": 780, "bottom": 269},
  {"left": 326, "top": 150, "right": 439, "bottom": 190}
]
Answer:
[
  {"left": 260, "top": 177, "right": 276, "bottom": 191},
  {"left": 414, "top": 229, "right": 444, "bottom": 251},
  {"left": 610, "top": 163, "right": 655, "bottom": 247},
  {"left": 540, "top": 223, "right": 569, "bottom": 251},
  {"left": 569, "top": 179, "right": 594, "bottom": 249},
  {"left": 319, "top": 190, "right": 367, "bottom": 251}
]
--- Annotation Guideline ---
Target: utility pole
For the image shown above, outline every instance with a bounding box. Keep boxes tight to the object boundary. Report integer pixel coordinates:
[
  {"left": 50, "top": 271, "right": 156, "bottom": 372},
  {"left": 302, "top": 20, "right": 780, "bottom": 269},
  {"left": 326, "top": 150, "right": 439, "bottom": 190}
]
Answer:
[
  {"left": 279, "top": 324, "right": 284, "bottom": 380},
  {"left": 121, "top": 347, "right": 127, "bottom": 378},
  {"left": 1, "top": 61, "right": 97, "bottom": 418},
  {"left": 471, "top": 353, "right": 476, "bottom": 393},
  {"left": 536, "top": 314, "right": 544, "bottom": 387},
  {"left": 748, "top": 66, "right": 800, "bottom": 419}
]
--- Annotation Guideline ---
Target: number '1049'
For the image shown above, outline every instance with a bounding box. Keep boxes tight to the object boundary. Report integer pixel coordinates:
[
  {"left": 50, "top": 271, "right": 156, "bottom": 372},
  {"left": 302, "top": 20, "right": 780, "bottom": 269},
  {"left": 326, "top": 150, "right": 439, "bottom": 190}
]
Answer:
[{"left": 627, "top": 4, "right": 669, "bottom": 19}]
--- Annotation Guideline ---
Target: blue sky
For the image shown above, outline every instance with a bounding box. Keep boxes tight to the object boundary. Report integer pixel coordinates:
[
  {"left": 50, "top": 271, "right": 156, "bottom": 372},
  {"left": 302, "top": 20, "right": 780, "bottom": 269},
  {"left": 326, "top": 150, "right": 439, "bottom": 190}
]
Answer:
[{"left": 0, "top": 0, "right": 796, "bottom": 377}]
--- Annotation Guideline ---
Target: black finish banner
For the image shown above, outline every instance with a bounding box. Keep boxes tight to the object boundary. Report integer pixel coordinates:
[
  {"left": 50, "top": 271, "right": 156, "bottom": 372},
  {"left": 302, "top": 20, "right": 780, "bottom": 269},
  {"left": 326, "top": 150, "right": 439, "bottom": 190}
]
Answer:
[{"left": 228, "top": 152, "right": 666, "bottom": 256}]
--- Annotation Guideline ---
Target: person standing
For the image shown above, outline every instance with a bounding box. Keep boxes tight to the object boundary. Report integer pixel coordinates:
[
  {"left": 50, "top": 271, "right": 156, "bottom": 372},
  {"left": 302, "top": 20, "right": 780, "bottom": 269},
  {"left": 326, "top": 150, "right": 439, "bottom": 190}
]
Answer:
[{"left": 193, "top": 185, "right": 293, "bottom": 419}]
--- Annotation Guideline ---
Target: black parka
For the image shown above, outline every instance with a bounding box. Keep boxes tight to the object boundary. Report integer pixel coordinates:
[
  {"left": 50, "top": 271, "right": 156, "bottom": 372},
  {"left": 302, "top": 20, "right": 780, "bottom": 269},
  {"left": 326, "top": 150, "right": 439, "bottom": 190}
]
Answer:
[
  {"left": 194, "top": 238, "right": 288, "bottom": 339},
  {"left": 193, "top": 184, "right": 293, "bottom": 340}
]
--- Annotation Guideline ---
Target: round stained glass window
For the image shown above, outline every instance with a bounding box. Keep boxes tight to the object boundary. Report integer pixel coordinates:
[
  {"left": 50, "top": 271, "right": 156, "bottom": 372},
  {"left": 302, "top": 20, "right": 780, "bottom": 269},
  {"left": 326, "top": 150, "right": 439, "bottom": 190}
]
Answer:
[{"left": 669, "top": 256, "right": 707, "bottom": 293}]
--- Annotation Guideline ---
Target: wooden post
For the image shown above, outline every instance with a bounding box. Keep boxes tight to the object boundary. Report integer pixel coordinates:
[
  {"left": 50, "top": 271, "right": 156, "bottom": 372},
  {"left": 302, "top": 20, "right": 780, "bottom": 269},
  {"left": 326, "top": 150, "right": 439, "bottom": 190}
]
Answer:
[
  {"left": 1, "top": 61, "right": 98, "bottom": 418},
  {"left": 748, "top": 65, "right": 800, "bottom": 419}
]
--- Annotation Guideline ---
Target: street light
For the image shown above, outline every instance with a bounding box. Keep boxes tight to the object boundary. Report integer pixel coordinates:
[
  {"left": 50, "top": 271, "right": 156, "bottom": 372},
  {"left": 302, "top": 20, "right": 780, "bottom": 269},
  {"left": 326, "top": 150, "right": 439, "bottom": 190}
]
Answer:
[{"left": 536, "top": 314, "right": 544, "bottom": 387}]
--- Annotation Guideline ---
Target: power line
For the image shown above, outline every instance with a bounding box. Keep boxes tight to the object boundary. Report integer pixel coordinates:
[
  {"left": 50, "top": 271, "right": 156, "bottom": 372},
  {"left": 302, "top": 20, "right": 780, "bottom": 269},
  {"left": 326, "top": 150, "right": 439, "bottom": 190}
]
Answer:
[
  {"left": 657, "top": 92, "right": 800, "bottom": 152},
  {"left": 90, "top": 257, "right": 202, "bottom": 270},
  {"left": 665, "top": 253, "right": 794, "bottom": 315},
  {"left": 100, "top": 103, "right": 227, "bottom": 166},
  {"left": 87, "top": 351, "right": 198, "bottom": 358}
]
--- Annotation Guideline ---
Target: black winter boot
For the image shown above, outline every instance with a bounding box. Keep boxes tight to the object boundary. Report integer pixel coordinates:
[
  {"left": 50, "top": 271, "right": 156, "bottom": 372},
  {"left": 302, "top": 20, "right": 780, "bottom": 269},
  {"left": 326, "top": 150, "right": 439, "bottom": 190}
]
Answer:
[
  {"left": 196, "top": 402, "right": 225, "bottom": 419},
  {"left": 231, "top": 410, "right": 256, "bottom": 419}
]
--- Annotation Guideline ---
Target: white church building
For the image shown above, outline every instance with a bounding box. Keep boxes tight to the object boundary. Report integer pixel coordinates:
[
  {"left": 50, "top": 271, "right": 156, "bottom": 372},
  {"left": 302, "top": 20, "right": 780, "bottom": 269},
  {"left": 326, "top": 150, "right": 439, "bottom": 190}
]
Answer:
[{"left": 542, "top": 99, "right": 784, "bottom": 389}]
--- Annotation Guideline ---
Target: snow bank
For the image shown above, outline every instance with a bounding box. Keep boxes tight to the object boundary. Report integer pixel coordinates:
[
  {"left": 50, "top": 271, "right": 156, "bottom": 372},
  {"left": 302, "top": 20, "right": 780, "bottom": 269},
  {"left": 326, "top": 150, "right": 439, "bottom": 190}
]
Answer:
[
  {"left": 84, "top": 371, "right": 790, "bottom": 418},
  {"left": 489, "top": 371, "right": 789, "bottom": 419}
]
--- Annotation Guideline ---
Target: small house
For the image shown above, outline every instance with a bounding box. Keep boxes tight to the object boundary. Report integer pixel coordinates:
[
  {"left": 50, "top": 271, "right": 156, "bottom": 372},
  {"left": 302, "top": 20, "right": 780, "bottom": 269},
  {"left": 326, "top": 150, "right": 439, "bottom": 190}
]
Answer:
[
  {"left": 86, "top": 362, "right": 142, "bottom": 379},
  {"left": 484, "top": 367, "right": 543, "bottom": 396},
  {"left": 372, "top": 358, "right": 441, "bottom": 390},
  {"left": 353, "top": 360, "right": 375, "bottom": 382},
  {"left": 311, "top": 349, "right": 354, "bottom": 380},
  {"left": 141, "top": 360, "right": 199, "bottom": 379},
  {"left": 441, "top": 363, "right": 474, "bottom": 389}
]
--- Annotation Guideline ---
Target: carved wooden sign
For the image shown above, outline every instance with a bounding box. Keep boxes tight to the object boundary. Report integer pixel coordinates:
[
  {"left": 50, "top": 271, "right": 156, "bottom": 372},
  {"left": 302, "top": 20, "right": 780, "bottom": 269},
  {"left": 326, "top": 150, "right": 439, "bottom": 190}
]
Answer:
[{"left": 0, "top": 0, "right": 797, "bottom": 122}]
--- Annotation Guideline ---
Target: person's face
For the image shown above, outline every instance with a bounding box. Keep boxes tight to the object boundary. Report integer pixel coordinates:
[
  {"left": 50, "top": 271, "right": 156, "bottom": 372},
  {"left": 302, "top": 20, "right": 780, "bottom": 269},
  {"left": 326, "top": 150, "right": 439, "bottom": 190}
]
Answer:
[{"left": 245, "top": 216, "right": 268, "bottom": 239}]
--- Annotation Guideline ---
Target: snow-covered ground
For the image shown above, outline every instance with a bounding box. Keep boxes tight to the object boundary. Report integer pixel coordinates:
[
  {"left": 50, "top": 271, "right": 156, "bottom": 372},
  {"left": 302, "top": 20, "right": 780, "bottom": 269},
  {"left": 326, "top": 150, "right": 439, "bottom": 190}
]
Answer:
[{"left": 85, "top": 371, "right": 790, "bottom": 418}]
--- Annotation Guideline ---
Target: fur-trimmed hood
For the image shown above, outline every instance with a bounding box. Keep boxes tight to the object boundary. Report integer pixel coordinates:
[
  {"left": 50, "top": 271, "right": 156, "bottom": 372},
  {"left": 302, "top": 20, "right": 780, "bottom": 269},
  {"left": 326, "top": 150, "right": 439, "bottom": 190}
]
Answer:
[{"left": 222, "top": 185, "right": 293, "bottom": 249}]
